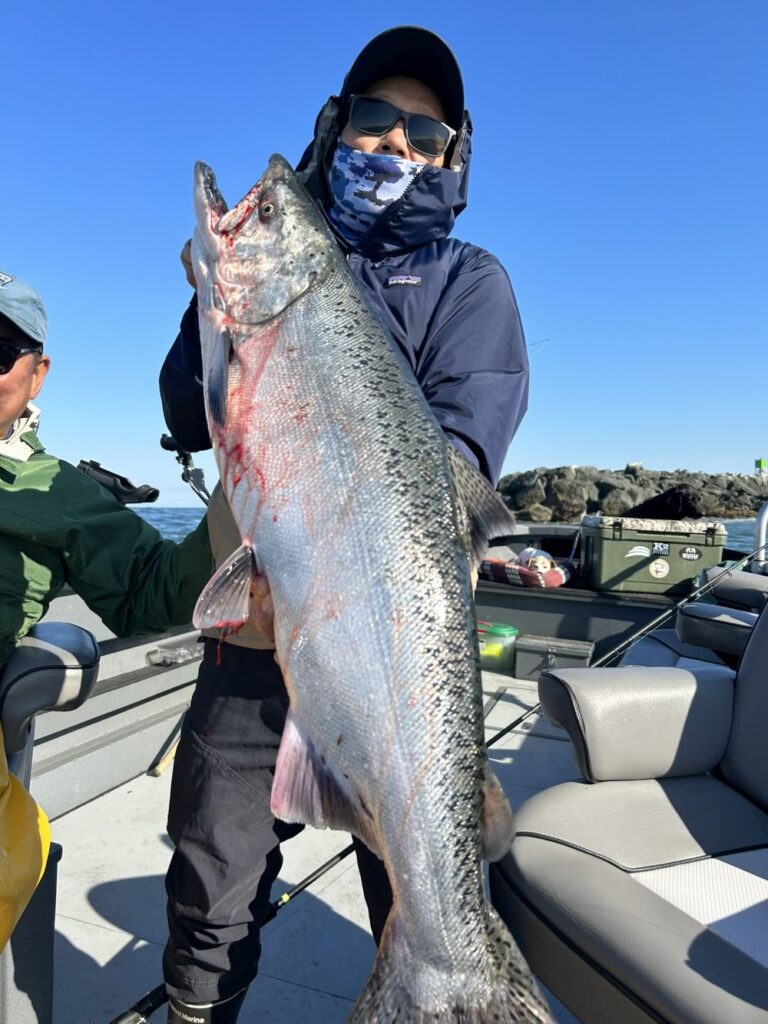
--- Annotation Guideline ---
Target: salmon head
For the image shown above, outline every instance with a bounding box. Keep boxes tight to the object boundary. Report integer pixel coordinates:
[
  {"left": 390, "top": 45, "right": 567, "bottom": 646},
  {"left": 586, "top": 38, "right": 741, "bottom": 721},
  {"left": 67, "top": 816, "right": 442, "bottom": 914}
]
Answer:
[{"left": 191, "top": 154, "right": 337, "bottom": 328}]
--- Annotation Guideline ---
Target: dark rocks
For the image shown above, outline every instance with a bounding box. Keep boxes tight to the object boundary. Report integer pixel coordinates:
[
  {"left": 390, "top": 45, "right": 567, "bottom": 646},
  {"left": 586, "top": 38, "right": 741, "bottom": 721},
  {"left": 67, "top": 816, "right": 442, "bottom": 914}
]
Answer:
[
  {"left": 500, "top": 465, "right": 768, "bottom": 523},
  {"left": 624, "top": 484, "right": 706, "bottom": 520},
  {"left": 516, "top": 503, "right": 553, "bottom": 523}
]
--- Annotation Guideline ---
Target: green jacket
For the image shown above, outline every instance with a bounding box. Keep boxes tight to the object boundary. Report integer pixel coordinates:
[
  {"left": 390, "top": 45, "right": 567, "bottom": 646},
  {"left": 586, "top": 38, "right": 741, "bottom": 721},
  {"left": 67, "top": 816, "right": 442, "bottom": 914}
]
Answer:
[{"left": 0, "top": 412, "right": 212, "bottom": 669}]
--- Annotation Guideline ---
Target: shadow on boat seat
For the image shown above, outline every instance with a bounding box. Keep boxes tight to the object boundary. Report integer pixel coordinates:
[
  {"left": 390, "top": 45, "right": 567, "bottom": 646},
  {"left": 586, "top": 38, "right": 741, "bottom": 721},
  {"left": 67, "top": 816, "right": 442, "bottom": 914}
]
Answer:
[
  {"left": 0, "top": 622, "right": 99, "bottom": 1024},
  {"left": 490, "top": 600, "right": 768, "bottom": 1024}
]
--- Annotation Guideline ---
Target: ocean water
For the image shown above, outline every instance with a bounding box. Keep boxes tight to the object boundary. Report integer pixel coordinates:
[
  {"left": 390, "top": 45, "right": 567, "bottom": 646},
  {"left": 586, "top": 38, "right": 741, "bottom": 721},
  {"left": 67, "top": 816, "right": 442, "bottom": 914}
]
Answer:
[
  {"left": 135, "top": 506, "right": 205, "bottom": 542},
  {"left": 136, "top": 506, "right": 760, "bottom": 555},
  {"left": 721, "top": 519, "right": 759, "bottom": 555}
]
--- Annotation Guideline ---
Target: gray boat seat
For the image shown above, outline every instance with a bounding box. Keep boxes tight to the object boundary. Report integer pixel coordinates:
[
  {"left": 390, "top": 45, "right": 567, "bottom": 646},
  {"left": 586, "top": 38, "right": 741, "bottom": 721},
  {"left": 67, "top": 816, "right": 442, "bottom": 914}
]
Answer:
[
  {"left": 619, "top": 626, "right": 727, "bottom": 668},
  {"left": 0, "top": 623, "right": 99, "bottom": 1024},
  {"left": 676, "top": 603, "right": 757, "bottom": 658},
  {"left": 702, "top": 566, "right": 768, "bottom": 612},
  {"left": 490, "top": 602, "right": 768, "bottom": 1024},
  {"left": 622, "top": 603, "right": 756, "bottom": 670},
  {"left": 0, "top": 622, "right": 99, "bottom": 786}
]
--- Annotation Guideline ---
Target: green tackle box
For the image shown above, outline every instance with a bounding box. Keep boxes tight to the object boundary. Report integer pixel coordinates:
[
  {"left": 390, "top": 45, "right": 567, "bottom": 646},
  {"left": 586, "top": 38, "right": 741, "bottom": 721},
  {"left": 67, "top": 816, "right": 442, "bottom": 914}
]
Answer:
[{"left": 580, "top": 514, "right": 726, "bottom": 595}]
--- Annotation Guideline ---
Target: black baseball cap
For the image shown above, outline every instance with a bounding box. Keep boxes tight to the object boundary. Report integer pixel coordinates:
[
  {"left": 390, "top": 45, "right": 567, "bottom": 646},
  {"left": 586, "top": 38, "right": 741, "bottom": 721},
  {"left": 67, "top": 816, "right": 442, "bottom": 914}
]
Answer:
[{"left": 341, "top": 27, "right": 465, "bottom": 130}]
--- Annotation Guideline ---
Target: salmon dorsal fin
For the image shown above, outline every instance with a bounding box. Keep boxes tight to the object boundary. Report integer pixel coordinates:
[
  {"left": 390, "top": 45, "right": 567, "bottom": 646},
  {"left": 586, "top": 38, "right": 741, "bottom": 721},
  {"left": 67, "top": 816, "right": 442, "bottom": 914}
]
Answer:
[
  {"left": 446, "top": 446, "right": 515, "bottom": 570},
  {"left": 272, "top": 712, "right": 382, "bottom": 857},
  {"left": 193, "top": 543, "right": 256, "bottom": 630}
]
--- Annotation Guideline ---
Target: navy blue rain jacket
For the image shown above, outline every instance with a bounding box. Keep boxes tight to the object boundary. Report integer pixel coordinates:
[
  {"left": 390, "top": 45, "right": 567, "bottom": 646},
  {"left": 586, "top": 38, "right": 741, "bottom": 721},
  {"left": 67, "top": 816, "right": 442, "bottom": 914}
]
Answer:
[{"left": 160, "top": 97, "right": 528, "bottom": 485}]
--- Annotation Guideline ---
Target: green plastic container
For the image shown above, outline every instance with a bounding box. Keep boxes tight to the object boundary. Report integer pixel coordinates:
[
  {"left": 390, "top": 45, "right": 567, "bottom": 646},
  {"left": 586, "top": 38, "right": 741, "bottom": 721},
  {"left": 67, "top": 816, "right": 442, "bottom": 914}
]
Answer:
[
  {"left": 477, "top": 621, "right": 518, "bottom": 674},
  {"left": 580, "top": 515, "right": 726, "bottom": 595}
]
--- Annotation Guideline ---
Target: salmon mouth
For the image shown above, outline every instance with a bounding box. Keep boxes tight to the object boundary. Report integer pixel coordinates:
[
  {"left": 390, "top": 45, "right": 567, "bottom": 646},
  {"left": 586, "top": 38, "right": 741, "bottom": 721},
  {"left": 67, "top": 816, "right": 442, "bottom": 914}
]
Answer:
[{"left": 194, "top": 161, "right": 228, "bottom": 229}]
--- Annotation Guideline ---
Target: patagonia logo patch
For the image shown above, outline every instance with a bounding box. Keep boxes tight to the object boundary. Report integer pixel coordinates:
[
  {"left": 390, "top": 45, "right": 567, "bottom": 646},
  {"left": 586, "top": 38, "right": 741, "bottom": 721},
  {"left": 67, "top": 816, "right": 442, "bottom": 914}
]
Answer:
[{"left": 386, "top": 274, "right": 422, "bottom": 288}]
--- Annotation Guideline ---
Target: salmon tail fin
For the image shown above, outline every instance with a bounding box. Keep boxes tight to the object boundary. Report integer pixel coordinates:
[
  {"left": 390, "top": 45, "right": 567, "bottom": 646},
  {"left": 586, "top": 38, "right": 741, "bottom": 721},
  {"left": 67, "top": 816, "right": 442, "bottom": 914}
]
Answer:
[
  {"left": 348, "top": 908, "right": 554, "bottom": 1023},
  {"left": 193, "top": 543, "right": 256, "bottom": 630}
]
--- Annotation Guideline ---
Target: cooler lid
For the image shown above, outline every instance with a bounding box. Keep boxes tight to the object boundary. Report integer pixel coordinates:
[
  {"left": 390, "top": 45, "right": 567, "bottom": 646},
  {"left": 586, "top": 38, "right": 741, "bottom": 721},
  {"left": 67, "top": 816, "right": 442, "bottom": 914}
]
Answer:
[{"left": 580, "top": 514, "right": 726, "bottom": 535}]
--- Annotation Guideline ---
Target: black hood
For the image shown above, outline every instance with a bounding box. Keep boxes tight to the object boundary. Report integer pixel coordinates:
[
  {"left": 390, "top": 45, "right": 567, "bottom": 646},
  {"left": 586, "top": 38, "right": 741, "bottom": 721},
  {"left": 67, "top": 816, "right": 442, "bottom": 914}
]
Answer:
[{"left": 295, "top": 95, "right": 473, "bottom": 260}]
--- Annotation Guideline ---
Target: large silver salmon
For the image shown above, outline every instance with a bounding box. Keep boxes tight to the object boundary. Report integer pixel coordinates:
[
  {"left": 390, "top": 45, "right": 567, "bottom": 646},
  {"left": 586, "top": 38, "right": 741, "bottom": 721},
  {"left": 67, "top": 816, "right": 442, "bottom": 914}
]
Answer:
[{"left": 191, "top": 154, "right": 553, "bottom": 1024}]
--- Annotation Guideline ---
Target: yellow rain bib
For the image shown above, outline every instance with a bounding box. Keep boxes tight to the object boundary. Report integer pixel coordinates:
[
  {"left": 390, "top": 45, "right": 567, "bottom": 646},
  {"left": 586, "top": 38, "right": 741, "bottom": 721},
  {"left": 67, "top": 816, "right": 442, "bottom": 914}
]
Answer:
[{"left": 0, "top": 725, "right": 51, "bottom": 950}]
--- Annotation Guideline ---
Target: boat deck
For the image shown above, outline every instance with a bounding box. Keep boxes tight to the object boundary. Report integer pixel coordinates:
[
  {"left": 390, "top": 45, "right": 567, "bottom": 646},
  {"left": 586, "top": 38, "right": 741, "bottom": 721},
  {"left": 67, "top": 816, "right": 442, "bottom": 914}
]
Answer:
[{"left": 50, "top": 672, "right": 581, "bottom": 1023}]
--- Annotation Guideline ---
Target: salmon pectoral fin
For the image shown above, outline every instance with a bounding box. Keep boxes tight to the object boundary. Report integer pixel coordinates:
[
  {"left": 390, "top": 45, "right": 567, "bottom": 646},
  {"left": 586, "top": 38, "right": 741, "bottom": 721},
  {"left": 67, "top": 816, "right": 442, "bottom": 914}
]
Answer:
[
  {"left": 207, "top": 326, "right": 233, "bottom": 428},
  {"left": 446, "top": 445, "right": 516, "bottom": 570},
  {"left": 193, "top": 543, "right": 256, "bottom": 630},
  {"left": 271, "top": 712, "right": 382, "bottom": 856},
  {"left": 481, "top": 767, "right": 515, "bottom": 862}
]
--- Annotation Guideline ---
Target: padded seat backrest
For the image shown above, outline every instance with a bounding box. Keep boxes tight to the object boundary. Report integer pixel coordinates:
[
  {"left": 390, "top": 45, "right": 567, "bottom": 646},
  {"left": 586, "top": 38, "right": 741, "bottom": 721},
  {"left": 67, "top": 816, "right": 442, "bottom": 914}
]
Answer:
[
  {"left": 704, "top": 566, "right": 768, "bottom": 612},
  {"left": 720, "top": 601, "right": 768, "bottom": 810},
  {"left": 0, "top": 623, "right": 99, "bottom": 786}
]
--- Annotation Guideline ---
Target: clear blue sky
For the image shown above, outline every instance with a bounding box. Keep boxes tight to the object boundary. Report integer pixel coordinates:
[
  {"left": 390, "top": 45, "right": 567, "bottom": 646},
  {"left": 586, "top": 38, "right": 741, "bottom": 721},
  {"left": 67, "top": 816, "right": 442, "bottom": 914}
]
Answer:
[{"left": 3, "top": 2, "right": 765, "bottom": 504}]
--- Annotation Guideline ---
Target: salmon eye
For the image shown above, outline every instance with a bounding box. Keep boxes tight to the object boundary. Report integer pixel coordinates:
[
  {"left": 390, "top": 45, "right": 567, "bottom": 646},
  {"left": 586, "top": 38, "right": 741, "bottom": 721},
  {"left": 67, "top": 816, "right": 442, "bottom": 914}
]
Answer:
[{"left": 260, "top": 201, "right": 276, "bottom": 220}]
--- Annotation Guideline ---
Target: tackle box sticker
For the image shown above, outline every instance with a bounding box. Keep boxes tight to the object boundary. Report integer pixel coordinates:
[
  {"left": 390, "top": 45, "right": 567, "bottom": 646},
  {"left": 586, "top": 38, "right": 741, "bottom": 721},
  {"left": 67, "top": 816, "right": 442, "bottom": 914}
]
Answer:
[
  {"left": 679, "top": 546, "right": 702, "bottom": 561},
  {"left": 625, "top": 545, "right": 651, "bottom": 558}
]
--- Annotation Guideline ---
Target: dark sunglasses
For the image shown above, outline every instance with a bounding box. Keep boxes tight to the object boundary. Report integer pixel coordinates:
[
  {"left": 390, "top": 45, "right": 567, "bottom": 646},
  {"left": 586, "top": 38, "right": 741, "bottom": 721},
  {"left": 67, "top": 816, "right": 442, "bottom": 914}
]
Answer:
[
  {"left": 348, "top": 95, "right": 456, "bottom": 159},
  {"left": 0, "top": 340, "right": 42, "bottom": 375}
]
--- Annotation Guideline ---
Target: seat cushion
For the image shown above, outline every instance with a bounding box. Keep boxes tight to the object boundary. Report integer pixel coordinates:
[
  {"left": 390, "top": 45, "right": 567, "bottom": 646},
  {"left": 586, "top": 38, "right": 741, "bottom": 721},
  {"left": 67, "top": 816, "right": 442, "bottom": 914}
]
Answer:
[
  {"left": 676, "top": 604, "right": 756, "bottom": 657},
  {"left": 492, "top": 779, "right": 768, "bottom": 1024},
  {"left": 620, "top": 628, "right": 725, "bottom": 668},
  {"left": 703, "top": 567, "right": 768, "bottom": 612}
]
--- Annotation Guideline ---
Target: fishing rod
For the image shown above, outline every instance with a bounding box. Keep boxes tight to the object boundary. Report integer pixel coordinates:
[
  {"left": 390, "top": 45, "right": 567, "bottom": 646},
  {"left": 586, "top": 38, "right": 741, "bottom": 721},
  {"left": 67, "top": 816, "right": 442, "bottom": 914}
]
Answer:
[
  {"left": 484, "top": 543, "right": 767, "bottom": 750},
  {"left": 106, "top": 592, "right": 532, "bottom": 1023},
  {"left": 128, "top": 451, "right": 760, "bottom": 1018},
  {"left": 104, "top": 841, "right": 357, "bottom": 1023},
  {"left": 109, "top": 657, "right": 518, "bottom": 1023}
]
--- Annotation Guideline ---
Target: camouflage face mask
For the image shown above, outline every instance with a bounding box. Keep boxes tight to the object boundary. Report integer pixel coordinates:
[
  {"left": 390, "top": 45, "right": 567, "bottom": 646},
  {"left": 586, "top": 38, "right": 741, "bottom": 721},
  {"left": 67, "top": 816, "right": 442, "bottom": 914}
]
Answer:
[{"left": 327, "top": 141, "right": 425, "bottom": 242}]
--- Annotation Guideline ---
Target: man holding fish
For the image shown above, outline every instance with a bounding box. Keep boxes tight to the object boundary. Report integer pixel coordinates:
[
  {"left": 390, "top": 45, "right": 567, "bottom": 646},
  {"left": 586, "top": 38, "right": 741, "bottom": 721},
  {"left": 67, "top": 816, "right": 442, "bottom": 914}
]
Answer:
[{"left": 160, "top": 25, "right": 543, "bottom": 1024}]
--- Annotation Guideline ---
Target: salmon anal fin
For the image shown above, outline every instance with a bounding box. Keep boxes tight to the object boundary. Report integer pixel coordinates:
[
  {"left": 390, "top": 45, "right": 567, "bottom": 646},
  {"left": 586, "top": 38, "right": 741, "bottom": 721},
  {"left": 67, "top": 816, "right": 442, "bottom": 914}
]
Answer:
[
  {"left": 272, "top": 712, "right": 382, "bottom": 857},
  {"left": 193, "top": 542, "right": 255, "bottom": 630}
]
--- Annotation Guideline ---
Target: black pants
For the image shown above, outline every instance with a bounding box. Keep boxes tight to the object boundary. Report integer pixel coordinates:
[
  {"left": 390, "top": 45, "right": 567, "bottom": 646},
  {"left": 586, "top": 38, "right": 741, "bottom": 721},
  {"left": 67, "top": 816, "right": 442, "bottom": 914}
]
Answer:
[{"left": 163, "top": 641, "right": 392, "bottom": 1003}]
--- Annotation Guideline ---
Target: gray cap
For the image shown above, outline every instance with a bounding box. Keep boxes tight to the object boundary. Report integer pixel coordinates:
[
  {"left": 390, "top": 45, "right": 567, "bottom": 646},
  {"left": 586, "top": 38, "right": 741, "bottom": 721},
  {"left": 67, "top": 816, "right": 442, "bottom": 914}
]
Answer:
[{"left": 0, "top": 270, "right": 47, "bottom": 348}]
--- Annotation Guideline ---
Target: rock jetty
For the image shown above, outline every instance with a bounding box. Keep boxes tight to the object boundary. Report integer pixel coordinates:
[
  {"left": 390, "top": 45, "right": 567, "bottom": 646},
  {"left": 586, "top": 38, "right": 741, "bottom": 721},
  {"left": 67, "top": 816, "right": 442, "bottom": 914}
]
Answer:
[{"left": 498, "top": 464, "right": 768, "bottom": 523}]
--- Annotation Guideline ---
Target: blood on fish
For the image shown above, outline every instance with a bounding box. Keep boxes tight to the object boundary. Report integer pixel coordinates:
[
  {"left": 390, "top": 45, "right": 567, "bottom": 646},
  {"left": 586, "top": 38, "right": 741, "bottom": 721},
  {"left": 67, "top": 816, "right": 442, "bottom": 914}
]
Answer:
[{"left": 322, "top": 601, "right": 340, "bottom": 621}]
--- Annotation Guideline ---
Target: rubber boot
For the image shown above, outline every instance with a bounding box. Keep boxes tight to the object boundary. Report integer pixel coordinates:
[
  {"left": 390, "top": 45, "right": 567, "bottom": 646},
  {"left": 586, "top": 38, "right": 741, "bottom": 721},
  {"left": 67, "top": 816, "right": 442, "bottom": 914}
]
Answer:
[{"left": 167, "top": 988, "right": 247, "bottom": 1024}]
